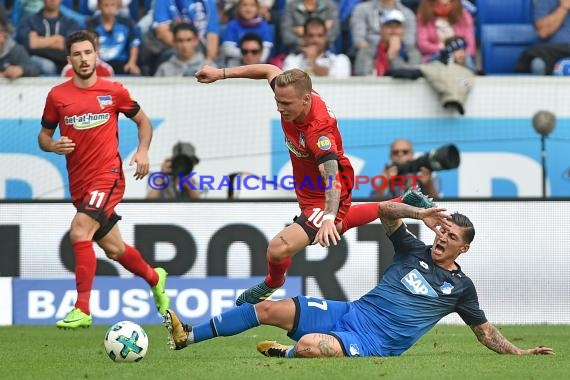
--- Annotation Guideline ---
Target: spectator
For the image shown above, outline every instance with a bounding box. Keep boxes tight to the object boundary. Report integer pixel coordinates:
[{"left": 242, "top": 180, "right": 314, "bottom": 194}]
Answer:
[
  {"left": 12, "top": 0, "right": 89, "bottom": 27},
  {"left": 86, "top": 0, "right": 141, "bottom": 75},
  {"left": 0, "top": 17, "right": 39, "bottom": 79},
  {"left": 283, "top": 16, "right": 351, "bottom": 77},
  {"left": 147, "top": 142, "right": 202, "bottom": 200},
  {"left": 351, "top": 0, "right": 416, "bottom": 76},
  {"left": 374, "top": 8, "right": 421, "bottom": 76},
  {"left": 514, "top": 0, "right": 570, "bottom": 75},
  {"left": 371, "top": 138, "right": 439, "bottom": 200},
  {"left": 86, "top": 0, "right": 133, "bottom": 19},
  {"left": 60, "top": 29, "right": 114, "bottom": 77},
  {"left": 416, "top": 0, "right": 476, "bottom": 72},
  {"left": 220, "top": 0, "right": 275, "bottom": 23},
  {"left": 281, "top": 0, "right": 340, "bottom": 54},
  {"left": 220, "top": 0, "right": 274, "bottom": 67},
  {"left": 238, "top": 33, "right": 264, "bottom": 65},
  {"left": 15, "top": 0, "right": 81, "bottom": 75},
  {"left": 154, "top": 22, "right": 206, "bottom": 77},
  {"left": 438, "top": 35, "right": 470, "bottom": 67},
  {"left": 146, "top": 0, "right": 219, "bottom": 73}
]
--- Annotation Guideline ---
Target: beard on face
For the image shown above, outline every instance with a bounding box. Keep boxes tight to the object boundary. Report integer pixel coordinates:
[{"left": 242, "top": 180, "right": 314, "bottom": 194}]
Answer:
[{"left": 73, "top": 64, "right": 96, "bottom": 80}]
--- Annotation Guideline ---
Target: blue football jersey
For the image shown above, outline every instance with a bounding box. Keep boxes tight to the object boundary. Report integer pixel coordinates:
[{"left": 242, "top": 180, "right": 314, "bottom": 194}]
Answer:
[{"left": 347, "top": 223, "right": 487, "bottom": 356}]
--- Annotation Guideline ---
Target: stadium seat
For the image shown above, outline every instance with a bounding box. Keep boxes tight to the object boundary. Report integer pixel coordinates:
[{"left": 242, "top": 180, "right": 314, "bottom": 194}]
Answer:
[
  {"left": 481, "top": 24, "right": 540, "bottom": 74},
  {"left": 476, "top": 0, "right": 533, "bottom": 40},
  {"left": 477, "top": 0, "right": 533, "bottom": 24}
]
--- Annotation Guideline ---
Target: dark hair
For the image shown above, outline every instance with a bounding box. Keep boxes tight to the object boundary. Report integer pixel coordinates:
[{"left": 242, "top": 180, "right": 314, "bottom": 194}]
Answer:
[
  {"left": 66, "top": 30, "right": 97, "bottom": 54},
  {"left": 303, "top": 16, "right": 327, "bottom": 34},
  {"left": 172, "top": 22, "right": 198, "bottom": 37},
  {"left": 239, "top": 32, "right": 263, "bottom": 49},
  {"left": 451, "top": 212, "right": 475, "bottom": 243},
  {"left": 0, "top": 15, "right": 10, "bottom": 33}
]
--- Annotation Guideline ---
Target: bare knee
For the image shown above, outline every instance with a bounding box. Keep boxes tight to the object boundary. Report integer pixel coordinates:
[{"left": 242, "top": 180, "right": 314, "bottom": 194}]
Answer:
[
  {"left": 254, "top": 300, "right": 274, "bottom": 323},
  {"left": 69, "top": 219, "right": 95, "bottom": 243},
  {"left": 99, "top": 241, "right": 125, "bottom": 260},
  {"left": 295, "top": 334, "right": 344, "bottom": 358},
  {"left": 267, "top": 238, "right": 292, "bottom": 262}
]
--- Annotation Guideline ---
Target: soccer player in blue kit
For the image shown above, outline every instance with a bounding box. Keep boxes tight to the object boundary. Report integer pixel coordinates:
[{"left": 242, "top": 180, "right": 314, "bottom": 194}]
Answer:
[{"left": 163, "top": 200, "right": 554, "bottom": 357}]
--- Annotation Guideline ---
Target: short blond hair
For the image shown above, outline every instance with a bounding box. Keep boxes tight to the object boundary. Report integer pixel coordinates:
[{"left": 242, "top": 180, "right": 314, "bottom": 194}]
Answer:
[{"left": 275, "top": 69, "right": 312, "bottom": 96}]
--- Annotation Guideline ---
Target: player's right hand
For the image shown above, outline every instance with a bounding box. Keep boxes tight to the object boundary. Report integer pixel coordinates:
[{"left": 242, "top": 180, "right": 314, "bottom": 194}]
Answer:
[
  {"left": 52, "top": 136, "right": 75, "bottom": 155},
  {"left": 420, "top": 208, "right": 452, "bottom": 237},
  {"left": 195, "top": 65, "right": 221, "bottom": 83}
]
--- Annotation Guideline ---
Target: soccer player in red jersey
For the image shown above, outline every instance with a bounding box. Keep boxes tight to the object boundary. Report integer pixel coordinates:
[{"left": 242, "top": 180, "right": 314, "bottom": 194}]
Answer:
[
  {"left": 38, "top": 30, "right": 169, "bottom": 329},
  {"left": 195, "top": 64, "right": 434, "bottom": 305}
]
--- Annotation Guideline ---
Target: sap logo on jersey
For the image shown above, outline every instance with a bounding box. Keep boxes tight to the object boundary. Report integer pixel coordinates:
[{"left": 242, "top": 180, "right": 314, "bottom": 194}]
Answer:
[
  {"left": 401, "top": 269, "right": 438, "bottom": 297},
  {"left": 316, "top": 136, "right": 331, "bottom": 150},
  {"left": 64, "top": 113, "right": 110, "bottom": 130}
]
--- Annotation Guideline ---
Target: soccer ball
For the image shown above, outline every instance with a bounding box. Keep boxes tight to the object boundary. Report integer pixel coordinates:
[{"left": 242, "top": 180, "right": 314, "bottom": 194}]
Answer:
[{"left": 104, "top": 321, "right": 149, "bottom": 363}]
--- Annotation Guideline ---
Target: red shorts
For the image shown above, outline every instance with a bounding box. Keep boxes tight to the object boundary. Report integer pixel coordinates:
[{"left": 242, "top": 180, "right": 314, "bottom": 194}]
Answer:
[
  {"left": 294, "top": 197, "right": 351, "bottom": 242},
  {"left": 72, "top": 174, "right": 125, "bottom": 240}
]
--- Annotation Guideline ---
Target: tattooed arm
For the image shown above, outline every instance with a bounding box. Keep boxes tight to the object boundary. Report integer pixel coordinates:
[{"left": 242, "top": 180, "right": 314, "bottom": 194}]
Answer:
[
  {"left": 319, "top": 159, "right": 341, "bottom": 218},
  {"left": 471, "top": 322, "right": 554, "bottom": 355},
  {"left": 314, "top": 159, "right": 341, "bottom": 247},
  {"left": 378, "top": 202, "right": 452, "bottom": 236}
]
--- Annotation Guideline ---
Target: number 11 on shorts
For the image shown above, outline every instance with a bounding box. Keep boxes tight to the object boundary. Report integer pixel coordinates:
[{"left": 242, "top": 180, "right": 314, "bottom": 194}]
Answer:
[{"left": 89, "top": 190, "right": 105, "bottom": 208}]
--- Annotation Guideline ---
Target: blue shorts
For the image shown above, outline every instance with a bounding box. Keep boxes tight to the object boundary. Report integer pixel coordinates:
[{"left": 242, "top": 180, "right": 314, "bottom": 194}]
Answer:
[{"left": 288, "top": 296, "right": 374, "bottom": 357}]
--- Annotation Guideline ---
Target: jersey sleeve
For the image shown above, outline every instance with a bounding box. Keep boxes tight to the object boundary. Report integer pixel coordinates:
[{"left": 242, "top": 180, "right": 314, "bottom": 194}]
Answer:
[
  {"left": 388, "top": 223, "right": 427, "bottom": 258},
  {"left": 152, "top": 0, "right": 175, "bottom": 26},
  {"left": 455, "top": 279, "right": 488, "bottom": 326},
  {"left": 114, "top": 82, "right": 141, "bottom": 118},
  {"left": 41, "top": 89, "right": 59, "bottom": 130},
  {"left": 304, "top": 120, "right": 339, "bottom": 165}
]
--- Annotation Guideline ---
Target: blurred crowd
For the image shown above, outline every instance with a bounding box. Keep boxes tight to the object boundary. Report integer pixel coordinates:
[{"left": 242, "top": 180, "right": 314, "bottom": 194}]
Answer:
[{"left": 3, "top": 0, "right": 567, "bottom": 80}]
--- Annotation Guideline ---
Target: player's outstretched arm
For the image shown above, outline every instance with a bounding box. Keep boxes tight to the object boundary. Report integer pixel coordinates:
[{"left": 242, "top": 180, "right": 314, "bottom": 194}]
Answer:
[
  {"left": 378, "top": 202, "right": 451, "bottom": 236},
  {"left": 195, "top": 64, "right": 282, "bottom": 85},
  {"left": 470, "top": 322, "right": 554, "bottom": 355}
]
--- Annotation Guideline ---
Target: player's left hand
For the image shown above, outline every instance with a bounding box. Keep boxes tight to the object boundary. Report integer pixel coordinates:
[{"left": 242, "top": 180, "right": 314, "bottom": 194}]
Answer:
[
  {"left": 130, "top": 151, "right": 149, "bottom": 180},
  {"left": 314, "top": 220, "right": 341, "bottom": 247},
  {"left": 523, "top": 346, "right": 555, "bottom": 355}
]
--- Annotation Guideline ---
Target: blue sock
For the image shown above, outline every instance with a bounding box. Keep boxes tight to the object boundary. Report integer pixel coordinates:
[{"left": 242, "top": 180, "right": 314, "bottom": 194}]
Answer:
[
  {"left": 287, "top": 344, "right": 296, "bottom": 358},
  {"left": 193, "top": 304, "right": 260, "bottom": 343}
]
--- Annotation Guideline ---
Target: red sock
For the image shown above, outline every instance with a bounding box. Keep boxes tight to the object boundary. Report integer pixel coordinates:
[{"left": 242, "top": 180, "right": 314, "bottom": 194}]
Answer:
[
  {"left": 340, "top": 203, "right": 380, "bottom": 234},
  {"left": 265, "top": 257, "right": 292, "bottom": 288},
  {"left": 73, "top": 240, "right": 97, "bottom": 315},
  {"left": 117, "top": 244, "right": 158, "bottom": 286}
]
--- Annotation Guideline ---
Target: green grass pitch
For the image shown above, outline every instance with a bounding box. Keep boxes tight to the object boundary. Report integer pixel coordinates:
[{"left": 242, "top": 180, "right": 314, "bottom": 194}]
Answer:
[{"left": 0, "top": 324, "right": 567, "bottom": 380}]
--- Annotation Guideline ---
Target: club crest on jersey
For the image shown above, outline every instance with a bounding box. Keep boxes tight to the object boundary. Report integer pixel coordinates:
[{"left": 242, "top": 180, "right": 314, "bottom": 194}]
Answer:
[
  {"left": 349, "top": 344, "right": 360, "bottom": 356},
  {"left": 285, "top": 137, "right": 309, "bottom": 158},
  {"left": 299, "top": 132, "right": 306, "bottom": 148},
  {"left": 316, "top": 136, "right": 331, "bottom": 150},
  {"left": 97, "top": 95, "right": 113, "bottom": 108},
  {"left": 440, "top": 281, "right": 454, "bottom": 295},
  {"left": 401, "top": 269, "right": 438, "bottom": 297}
]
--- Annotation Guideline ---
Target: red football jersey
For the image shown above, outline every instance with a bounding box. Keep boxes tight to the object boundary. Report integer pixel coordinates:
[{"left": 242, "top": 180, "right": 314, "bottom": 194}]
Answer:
[
  {"left": 41, "top": 77, "right": 140, "bottom": 197},
  {"left": 281, "top": 91, "right": 354, "bottom": 210}
]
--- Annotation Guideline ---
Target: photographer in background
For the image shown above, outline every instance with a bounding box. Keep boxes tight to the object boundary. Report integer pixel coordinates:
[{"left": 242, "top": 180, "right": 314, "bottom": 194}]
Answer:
[
  {"left": 146, "top": 142, "right": 202, "bottom": 200},
  {"left": 371, "top": 138, "right": 440, "bottom": 200}
]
